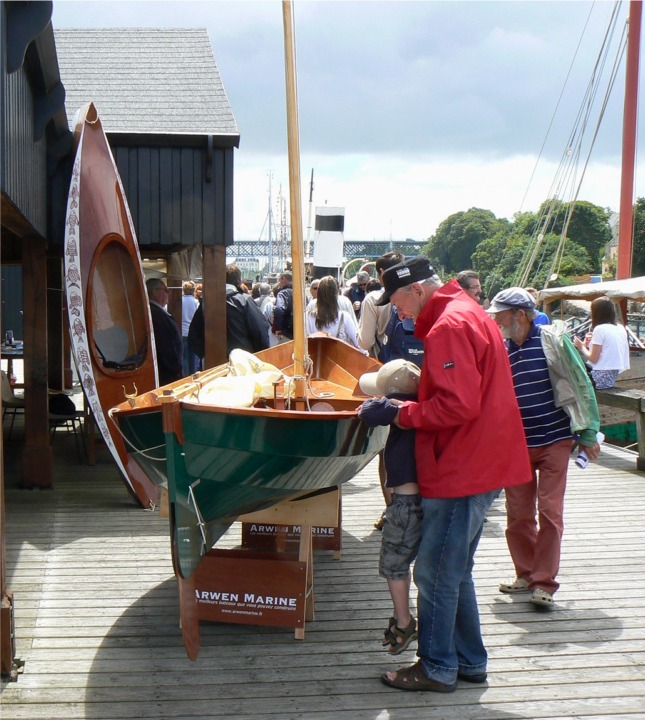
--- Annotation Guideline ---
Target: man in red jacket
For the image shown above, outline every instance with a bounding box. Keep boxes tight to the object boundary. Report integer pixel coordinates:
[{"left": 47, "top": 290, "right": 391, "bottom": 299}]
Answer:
[{"left": 368, "top": 257, "right": 531, "bottom": 692}]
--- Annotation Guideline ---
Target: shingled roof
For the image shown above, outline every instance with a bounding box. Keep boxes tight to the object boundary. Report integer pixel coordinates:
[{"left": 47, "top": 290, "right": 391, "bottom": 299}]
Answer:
[{"left": 54, "top": 28, "right": 239, "bottom": 142}]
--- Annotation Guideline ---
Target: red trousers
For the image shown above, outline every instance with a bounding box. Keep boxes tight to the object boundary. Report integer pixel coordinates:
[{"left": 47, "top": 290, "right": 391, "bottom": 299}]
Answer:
[{"left": 504, "top": 439, "right": 572, "bottom": 594}]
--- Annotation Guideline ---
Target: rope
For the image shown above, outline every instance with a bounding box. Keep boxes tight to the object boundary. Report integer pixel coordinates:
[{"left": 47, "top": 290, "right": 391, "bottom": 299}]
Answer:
[{"left": 512, "top": 2, "right": 626, "bottom": 289}]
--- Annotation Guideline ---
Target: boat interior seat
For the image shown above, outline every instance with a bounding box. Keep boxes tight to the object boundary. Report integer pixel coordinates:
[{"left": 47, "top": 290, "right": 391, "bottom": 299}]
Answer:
[
  {"left": 94, "top": 327, "right": 146, "bottom": 371},
  {"left": 95, "top": 326, "right": 130, "bottom": 362}
]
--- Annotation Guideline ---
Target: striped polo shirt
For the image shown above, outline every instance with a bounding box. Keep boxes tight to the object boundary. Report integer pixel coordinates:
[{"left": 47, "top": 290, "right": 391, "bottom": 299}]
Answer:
[{"left": 507, "top": 324, "right": 571, "bottom": 448}]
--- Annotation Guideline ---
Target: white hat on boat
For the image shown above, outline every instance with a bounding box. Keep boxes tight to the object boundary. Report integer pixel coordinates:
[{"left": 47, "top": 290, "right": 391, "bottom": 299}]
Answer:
[{"left": 359, "top": 359, "right": 421, "bottom": 397}]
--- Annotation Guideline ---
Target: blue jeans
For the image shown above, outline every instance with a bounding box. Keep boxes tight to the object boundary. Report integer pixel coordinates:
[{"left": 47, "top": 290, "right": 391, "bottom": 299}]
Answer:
[
  {"left": 413, "top": 491, "right": 498, "bottom": 684},
  {"left": 182, "top": 337, "right": 199, "bottom": 376}
]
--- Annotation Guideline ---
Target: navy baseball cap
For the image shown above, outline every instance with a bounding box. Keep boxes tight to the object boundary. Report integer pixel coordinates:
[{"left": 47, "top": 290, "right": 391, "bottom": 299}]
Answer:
[{"left": 376, "top": 257, "right": 437, "bottom": 306}]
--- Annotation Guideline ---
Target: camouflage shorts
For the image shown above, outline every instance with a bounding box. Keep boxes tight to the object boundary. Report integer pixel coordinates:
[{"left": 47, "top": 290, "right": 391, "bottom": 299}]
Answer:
[{"left": 379, "top": 493, "right": 422, "bottom": 580}]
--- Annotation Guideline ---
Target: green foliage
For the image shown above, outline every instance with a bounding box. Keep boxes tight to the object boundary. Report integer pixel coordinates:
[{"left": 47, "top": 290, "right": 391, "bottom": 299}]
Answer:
[
  {"left": 423, "top": 199, "right": 614, "bottom": 297},
  {"left": 425, "top": 208, "right": 510, "bottom": 274},
  {"left": 632, "top": 197, "right": 645, "bottom": 276},
  {"left": 535, "top": 199, "right": 611, "bottom": 272}
]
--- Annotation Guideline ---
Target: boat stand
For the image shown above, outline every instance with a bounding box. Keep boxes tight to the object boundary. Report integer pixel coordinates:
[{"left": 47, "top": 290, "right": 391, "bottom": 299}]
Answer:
[
  {"left": 240, "top": 487, "right": 342, "bottom": 558},
  {"left": 172, "top": 487, "right": 341, "bottom": 660}
]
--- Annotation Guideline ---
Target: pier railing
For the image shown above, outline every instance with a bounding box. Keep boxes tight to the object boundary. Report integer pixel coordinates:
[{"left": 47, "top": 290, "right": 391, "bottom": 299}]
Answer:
[{"left": 595, "top": 387, "right": 645, "bottom": 471}]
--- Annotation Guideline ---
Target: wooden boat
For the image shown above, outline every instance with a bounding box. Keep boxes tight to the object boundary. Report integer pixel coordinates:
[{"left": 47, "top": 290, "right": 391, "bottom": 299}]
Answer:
[
  {"left": 108, "top": 3, "right": 387, "bottom": 580},
  {"left": 64, "top": 102, "right": 159, "bottom": 509},
  {"left": 110, "top": 339, "right": 386, "bottom": 578}
]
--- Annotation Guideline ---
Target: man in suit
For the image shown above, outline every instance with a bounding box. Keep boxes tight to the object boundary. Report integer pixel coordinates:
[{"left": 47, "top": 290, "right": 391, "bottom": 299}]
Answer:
[{"left": 146, "top": 278, "right": 183, "bottom": 386}]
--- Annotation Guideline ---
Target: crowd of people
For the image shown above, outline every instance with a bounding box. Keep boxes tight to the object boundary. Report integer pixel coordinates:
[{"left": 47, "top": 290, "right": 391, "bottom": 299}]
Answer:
[{"left": 145, "top": 256, "right": 631, "bottom": 693}]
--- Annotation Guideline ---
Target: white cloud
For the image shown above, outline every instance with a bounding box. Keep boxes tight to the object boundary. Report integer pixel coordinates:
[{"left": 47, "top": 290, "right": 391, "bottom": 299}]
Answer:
[
  {"left": 53, "top": 0, "right": 639, "bottom": 242},
  {"left": 233, "top": 151, "right": 622, "bottom": 242}
]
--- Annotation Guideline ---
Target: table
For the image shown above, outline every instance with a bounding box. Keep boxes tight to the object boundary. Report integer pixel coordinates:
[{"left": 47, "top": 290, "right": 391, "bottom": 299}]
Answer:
[{"left": 1, "top": 342, "right": 24, "bottom": 382}]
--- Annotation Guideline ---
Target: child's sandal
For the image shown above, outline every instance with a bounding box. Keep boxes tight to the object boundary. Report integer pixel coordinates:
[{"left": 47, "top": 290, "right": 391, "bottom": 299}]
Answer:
[
  {"left": 388, "top": 616, "right": 418, "bottom": 655},
  {"left": 382, "top": 616, "right": 397, "bottom": 646}
]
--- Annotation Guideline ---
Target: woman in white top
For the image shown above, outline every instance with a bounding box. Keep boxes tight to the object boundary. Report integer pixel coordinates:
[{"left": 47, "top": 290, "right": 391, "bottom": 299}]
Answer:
[
  {"left": 305, "top": 276, "right": 365, "bottom": 352},
  {"left": 573, "top": 296, "right": 630, "bottom": 389}
]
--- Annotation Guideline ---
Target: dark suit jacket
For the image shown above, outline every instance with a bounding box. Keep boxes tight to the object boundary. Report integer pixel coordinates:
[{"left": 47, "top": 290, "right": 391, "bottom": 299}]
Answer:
[{"left": 150, "top": 302, "right": 183, "bottom": 385}]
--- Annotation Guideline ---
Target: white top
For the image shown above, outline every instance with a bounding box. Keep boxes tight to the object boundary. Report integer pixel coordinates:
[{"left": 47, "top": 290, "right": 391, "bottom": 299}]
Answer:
[
  {"left": 306, "top": 295, "right": 357, "bottom": 320},
  {"left": 338, "top": 294, "right": 356, "bottom": 316},
  {"left": 305, "top": 308, "right": 365, "bottom": 352},
  {"left": 590, "top": 323, "right": 630, "bottom": 372},
  {"left": 181, "top": 295, "right": 200, "bottom": 336}
]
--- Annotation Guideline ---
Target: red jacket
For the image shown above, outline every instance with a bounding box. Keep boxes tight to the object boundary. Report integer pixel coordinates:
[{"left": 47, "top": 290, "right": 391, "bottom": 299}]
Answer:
[{"left": 398, "top": 280, "right": 531, "bottom": 498}]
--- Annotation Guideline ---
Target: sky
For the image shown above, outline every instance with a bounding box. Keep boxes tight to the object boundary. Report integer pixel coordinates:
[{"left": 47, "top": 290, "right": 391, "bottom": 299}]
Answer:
[{"left": 51, "top": 0, "right": 638, "bottom": 243}]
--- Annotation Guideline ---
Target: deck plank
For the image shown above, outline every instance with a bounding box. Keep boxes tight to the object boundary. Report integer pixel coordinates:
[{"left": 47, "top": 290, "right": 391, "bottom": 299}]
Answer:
[{"left": 2, "top": 434, "right": 645, "bottom": 719}]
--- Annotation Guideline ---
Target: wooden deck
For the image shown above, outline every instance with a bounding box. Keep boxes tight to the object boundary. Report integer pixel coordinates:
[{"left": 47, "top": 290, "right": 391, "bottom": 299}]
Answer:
[{"left": 2, "top": 429, "right": 645, "bottom": 719}]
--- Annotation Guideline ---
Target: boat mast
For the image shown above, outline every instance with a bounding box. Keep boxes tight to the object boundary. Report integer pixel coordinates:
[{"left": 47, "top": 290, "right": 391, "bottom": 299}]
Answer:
[
  {"left": 305, "top": 168, "right": 314, "bottom": 261},
  {"left": 267, "top": 172, "right": 274, "bottom": 274},
  {"left": 618, "top": 0, "right": 641, "bottom": 279},
  {"left": 282, "top": 0, "right": 307, "bottom": 387}
]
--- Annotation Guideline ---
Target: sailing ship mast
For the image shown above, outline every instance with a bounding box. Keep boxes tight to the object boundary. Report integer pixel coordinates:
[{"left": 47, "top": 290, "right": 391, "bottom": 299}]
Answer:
[
  {"left": 618, "top": 0, "right": 641, "bottom": 279},
  {"left": 305, "top": 168, "right": 314, "bottom": 261},
  {"left": 282, "top": 0, "right": 307, "bottom": 391},
  {"left": 267, "top": 172, "right": 275, "bottom": 274}
]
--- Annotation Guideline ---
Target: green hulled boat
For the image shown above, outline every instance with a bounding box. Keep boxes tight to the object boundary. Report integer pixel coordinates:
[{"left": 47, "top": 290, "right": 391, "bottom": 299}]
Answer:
[
  {"left": 110, "top": 1, "right": 387, "bottom": 580},
  {"left": 110, "top": 337, "right": 387, "bottom": 578}
]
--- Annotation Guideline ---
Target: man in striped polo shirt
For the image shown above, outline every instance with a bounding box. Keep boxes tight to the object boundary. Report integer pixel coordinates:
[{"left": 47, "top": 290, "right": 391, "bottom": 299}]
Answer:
[{"left": 488, "top": 287, "right": 600, "bottom": 609}]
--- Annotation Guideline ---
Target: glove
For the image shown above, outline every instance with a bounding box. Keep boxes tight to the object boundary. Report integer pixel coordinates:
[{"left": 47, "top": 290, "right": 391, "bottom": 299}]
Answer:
[{"left": 358, "top": 397, "right": 399, "bottom": 427}]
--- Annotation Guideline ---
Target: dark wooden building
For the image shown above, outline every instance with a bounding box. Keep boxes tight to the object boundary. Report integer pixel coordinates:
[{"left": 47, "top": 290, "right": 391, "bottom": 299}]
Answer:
[
  {"left": 1, "top": 8, "right": 240, "bottom": 676},
  {"left": 0, "top": 0, "right": 73, "bottom": 676},
  {"left": 55, "top": 28, "right": 239, "bottom": 253},
  {"left": 55, "top": 28, "right": 240, "bottom": 367}
]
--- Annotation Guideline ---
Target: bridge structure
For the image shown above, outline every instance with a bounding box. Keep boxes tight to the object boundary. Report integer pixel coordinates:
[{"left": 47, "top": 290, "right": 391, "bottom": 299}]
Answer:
[{"left": 227, "top": 238, "right": 427, "bottom": 262}]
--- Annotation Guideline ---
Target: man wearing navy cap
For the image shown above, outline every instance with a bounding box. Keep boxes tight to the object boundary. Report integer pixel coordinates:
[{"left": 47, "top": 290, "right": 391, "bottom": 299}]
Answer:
[{"left": 373, "top": 258, "right": 531, "bottom": 692}]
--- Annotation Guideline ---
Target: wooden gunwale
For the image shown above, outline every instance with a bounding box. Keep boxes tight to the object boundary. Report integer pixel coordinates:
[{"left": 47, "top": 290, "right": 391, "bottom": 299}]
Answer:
[{"left": 65, "top": 102, "right": 158, "bottom": 508}]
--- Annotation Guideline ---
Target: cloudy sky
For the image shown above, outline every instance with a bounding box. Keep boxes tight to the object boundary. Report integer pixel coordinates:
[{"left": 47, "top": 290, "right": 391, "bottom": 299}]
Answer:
[{"left": 52, "top": 0, "right": 636, "bottom": 242}]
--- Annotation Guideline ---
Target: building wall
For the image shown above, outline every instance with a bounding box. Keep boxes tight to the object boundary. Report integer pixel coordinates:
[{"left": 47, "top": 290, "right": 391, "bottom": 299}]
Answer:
[
  {"left": 112, "top": 144, "right": 234, "bottom": 248},
  {"left": 0, "top": 7, "right": 48, "bottom": 237},
  {"left": 0, "top": 265, "right": 23, "bottom": 338}
]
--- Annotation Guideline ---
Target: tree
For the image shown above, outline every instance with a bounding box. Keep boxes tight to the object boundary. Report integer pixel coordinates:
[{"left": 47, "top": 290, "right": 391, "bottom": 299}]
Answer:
[
  {"left": 535, "top": 199, "right": 611, "bottom": 272},
  {"left": 424, "top": 208, "right": 509, "bottom": 274},
  {"left": 631, "top": 197, "right": 645, "bottom": 276},
  {"left": 472, "top": 228, "right": 592, "bottom": 298}
]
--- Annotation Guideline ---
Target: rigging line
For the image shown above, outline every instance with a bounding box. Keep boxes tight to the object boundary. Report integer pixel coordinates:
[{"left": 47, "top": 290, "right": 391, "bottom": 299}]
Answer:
[
  {"left": 530, "top": 2, "right": 622, "bottom": 213},
  {"left": 518, "top": 1, "right": 596, "bottom": 213},
  {"left": 550, "top": 23, "right": 627, "bottom": 282},
  {"left": 517, "top": 5, "right": 624, "bottom": 286},
  {"left": 540, "top": 24, "right": 613, "bottom": 210},
  {"left": 528, "top": 238, "right": 553, "bottom": 287}
]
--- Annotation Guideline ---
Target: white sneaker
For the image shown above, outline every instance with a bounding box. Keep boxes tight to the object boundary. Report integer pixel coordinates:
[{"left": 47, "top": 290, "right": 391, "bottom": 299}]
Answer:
[
  {"left": 499, "top": 577, "right": 530, "bottom": 594},
  {"left": 531, "top": 588, "right": 554, "bottom": 606}
]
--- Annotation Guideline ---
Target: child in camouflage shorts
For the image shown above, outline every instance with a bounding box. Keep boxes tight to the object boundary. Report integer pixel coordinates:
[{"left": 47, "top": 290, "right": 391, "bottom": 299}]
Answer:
[{"left": 359, "top": 359, "right": 421, "bottom": 655}]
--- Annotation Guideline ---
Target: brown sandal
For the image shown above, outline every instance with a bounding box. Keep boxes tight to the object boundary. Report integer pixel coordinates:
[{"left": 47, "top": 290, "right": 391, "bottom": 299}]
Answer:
[{"left": 381, "top": 660, "right": 457, "bottom": 692}]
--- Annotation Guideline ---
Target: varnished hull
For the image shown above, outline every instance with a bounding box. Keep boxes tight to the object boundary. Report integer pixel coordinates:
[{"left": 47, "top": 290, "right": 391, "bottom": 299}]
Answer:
[
  {"left": 64, "top": 103, "right": 159, "bottom": 508},
  {"left": 111, "top": 337, "right": 388, "bottom": 578}
]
